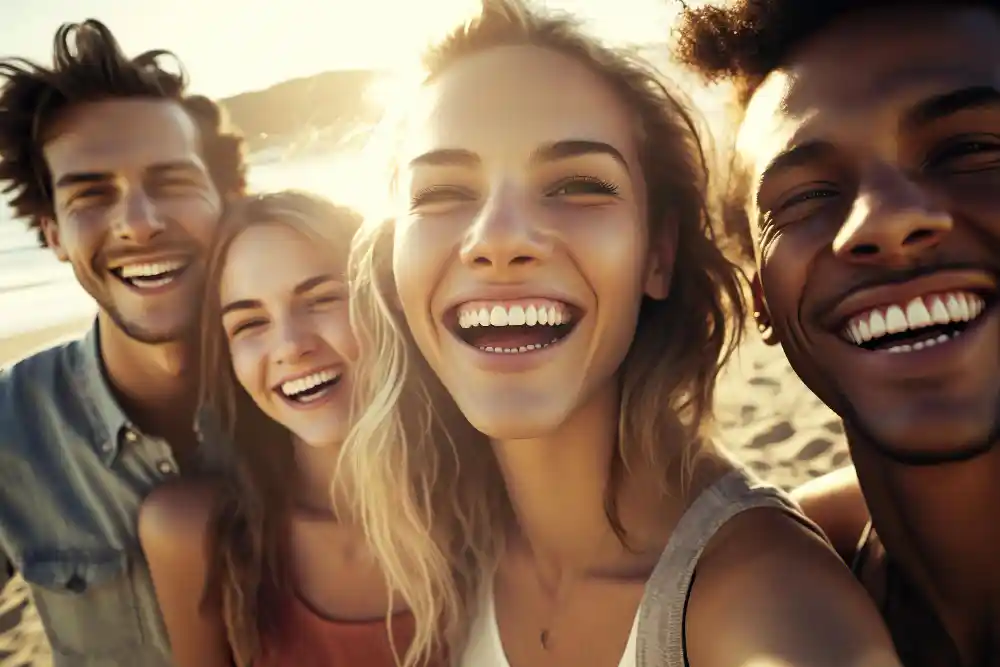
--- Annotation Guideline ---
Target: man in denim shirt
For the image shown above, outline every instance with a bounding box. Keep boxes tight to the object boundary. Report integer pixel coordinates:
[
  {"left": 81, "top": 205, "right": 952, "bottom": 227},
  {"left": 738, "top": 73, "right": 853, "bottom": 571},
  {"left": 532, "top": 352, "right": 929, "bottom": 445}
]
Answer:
[{"left": 0, "top": 20, "right": 246, "bottom": 665}]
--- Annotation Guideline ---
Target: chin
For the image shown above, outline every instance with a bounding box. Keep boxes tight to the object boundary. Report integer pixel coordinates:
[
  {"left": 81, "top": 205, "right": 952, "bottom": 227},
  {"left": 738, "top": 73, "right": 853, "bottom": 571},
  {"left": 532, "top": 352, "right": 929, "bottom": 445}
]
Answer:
[
  {"left": 849, "top": 411, "right": 999, "bottom": 465},
  {"left": 459, "top": 399, "right": 575, "bottom": 442}
]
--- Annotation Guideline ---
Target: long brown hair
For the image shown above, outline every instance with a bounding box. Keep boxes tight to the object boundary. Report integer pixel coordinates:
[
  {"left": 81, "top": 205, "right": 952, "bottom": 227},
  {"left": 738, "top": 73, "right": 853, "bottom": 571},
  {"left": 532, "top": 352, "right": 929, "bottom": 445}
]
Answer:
[
  {"left": 342, "top": 0, "right": 747, "bottom": 660},
  {"left": 196, "top": 190, "right": 361, "bottom": 666}
]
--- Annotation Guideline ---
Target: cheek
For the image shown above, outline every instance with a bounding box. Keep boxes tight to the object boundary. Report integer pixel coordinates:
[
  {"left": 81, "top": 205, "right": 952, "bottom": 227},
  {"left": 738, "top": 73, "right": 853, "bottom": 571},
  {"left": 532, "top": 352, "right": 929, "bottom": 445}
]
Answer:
[
  {"left": 323, "top": 311, "right": 360, "bottom": 362},
  {"left": 165, "top": 196, "right": 222, "bottom": 245},
  {"left": 392, "top": 218, "right": 452, "bottom": 330}
]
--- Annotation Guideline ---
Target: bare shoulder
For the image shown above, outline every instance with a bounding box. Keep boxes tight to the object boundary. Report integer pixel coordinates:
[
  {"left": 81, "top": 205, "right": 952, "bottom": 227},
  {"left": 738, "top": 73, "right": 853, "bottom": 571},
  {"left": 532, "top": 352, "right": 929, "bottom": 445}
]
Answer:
[
  {"left": 685, "top": 507, "right": 900, "bottom": 666},
  {"left": 792, "top": 466, "right": 870, "bottom": 565},
  {"left": 138, "top": 478, "right": 222, "bottom": 559}
]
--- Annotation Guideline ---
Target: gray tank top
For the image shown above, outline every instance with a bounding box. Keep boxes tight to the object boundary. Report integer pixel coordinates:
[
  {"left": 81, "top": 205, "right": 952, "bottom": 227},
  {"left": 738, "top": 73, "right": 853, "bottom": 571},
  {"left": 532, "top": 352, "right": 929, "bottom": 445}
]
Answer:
[{"left": 635, "top": 467, "right": 823, "bottom": 667}]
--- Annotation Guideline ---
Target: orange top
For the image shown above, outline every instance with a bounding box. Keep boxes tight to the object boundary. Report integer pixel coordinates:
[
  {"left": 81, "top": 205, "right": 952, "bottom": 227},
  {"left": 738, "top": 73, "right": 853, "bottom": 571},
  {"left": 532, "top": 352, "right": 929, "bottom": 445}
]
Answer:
[{"left": 258, "top": 593, "right": 446, "bottom": 667}]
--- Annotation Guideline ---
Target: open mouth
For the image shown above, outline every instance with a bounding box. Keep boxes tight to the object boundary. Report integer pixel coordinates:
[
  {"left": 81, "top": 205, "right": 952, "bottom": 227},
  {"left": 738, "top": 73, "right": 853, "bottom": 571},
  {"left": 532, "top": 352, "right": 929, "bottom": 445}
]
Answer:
[
  {"left": 111, "top": 259, "right": 192, "bottom": 290},
  {"left": 276, "top": 368, "right": 343, "bottom": 405},
  {"left": 449, "top": 300, "right": 582, "bottom": 354},
  {"left": 840, "top": 290, "right": 994, "bottom": 353}
]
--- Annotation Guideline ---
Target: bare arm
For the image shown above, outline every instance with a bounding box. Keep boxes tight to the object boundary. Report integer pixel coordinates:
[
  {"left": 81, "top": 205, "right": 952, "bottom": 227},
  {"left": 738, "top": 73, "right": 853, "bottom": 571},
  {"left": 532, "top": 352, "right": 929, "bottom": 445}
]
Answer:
[
  {"left": 685, "top": 508, "right": 900, "bottom": 667},
  {"left": 139, "top": 480, "right": 232, "bottom": 667},
  {"left": 792, "top": 466, "right": 870, "bottom": 566}
]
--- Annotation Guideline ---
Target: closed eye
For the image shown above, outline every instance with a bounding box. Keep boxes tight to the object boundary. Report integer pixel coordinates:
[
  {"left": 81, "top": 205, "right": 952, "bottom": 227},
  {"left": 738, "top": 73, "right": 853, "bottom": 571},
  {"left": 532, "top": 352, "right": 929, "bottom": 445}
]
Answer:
[
  {"left": 409, "top": 185, "right": 477, "bottom": 211},
  {"left": 924, "top": 136, "right": 1000, "bottom": 173},
  {"left": 777, "top": 185, "right": 840, "bottom": 212},
  {"left": 547, "top": 175, "right": 620, "bottom": 198},
  {"left": 228, "top": 318, "right": 267, "bottom": 337}
]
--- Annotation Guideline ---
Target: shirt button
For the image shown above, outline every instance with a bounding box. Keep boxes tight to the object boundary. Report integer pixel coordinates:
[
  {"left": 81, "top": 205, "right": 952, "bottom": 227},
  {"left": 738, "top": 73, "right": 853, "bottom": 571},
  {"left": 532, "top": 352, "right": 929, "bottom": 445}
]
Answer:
[
  {"left": 157, "top": 461, "right": 175, "bottom": 475},
  {"left": 123, "top": 429, "right": 139, "bottom": 443}
]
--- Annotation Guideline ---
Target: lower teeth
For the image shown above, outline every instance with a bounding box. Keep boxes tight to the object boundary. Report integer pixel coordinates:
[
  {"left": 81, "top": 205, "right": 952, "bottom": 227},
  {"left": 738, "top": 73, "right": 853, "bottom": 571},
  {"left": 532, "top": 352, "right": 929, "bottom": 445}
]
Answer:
[
  {"left": 479, "top": 337, "right": 561, "bottom": 354},
  {"left": 885, "top": 331, "right": 959, "bottom": 354},
  {"left": 127, "top": 275, "right": 175, "bottom": 288}
]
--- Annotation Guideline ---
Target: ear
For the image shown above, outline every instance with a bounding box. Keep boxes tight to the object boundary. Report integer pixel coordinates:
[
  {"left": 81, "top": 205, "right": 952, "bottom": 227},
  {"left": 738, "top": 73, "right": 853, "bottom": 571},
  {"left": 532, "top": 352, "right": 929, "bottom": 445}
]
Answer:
[
  {"left": 40, "top": 217, "right": 68, "bottom": 262},
  {"left": 643, "top": 222, "right": 678, "bottom": 301},
  {"left": 751, "top": 272, "right": 779, "bottom": 346}
]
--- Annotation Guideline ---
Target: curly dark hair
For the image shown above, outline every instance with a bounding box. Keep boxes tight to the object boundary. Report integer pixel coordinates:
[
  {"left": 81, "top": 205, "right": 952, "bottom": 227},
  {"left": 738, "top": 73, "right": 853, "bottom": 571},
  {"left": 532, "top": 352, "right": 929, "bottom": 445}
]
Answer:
[
  {"left": 0, "top": 19, "right": 247, "bottom": 246},
  {"left": 673, "top": 0, "right": 1000, "bottom": 261}
]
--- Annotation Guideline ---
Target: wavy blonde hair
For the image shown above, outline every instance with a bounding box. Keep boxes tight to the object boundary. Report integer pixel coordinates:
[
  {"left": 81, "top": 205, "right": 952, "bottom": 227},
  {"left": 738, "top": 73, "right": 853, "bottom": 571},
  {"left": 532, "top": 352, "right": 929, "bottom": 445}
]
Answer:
[{"left": 341, "top": 1, "right": 747, "bottom": 663}]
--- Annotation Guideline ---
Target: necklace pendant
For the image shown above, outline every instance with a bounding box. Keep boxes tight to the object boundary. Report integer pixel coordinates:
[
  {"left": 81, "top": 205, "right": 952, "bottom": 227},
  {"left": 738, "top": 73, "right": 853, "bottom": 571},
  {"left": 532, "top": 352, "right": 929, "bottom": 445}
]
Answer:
[{"left": 540, "top": 629, "right": 550, "bottom": 650}]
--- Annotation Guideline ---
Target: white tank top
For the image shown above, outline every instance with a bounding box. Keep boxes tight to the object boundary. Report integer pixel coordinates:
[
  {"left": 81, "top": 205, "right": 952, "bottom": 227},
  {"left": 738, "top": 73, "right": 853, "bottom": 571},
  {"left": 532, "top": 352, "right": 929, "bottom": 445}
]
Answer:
[
  {"left": 457, "top": 468, "right": 821, "bottom": 667},
  {"left": 459, "top": 577, "right": 638, "bottom": 666}
]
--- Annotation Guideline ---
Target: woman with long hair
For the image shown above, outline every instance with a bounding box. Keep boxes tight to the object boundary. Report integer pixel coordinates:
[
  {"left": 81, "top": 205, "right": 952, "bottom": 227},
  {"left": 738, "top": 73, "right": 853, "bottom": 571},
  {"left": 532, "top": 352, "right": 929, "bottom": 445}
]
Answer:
[
  {"left": 343, "top": 1, "right": 903, "bottom": 665},
  {"left": 138, "top": 191, "right": 440, "bottom": 667}
]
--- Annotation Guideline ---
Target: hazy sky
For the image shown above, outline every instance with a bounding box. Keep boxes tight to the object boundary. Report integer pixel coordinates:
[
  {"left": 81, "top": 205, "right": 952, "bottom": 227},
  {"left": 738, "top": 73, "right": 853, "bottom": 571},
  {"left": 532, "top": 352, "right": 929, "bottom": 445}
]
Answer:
[{"left": 1, "top": 0, "right": 682, "bottom": 97}]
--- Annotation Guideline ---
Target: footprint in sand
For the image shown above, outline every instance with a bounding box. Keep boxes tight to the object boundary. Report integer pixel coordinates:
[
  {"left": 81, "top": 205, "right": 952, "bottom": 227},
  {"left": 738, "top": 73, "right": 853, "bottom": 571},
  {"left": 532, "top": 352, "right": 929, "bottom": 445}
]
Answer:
[
  {"left": 823, "top": 419, "right": 844, "bottom": 435},
  {"left": 797, "top": 437, "right": 834, "bottom": 460},
  {"left": 748, "top": 376, "right": 781, "bottom": 390},
  {"left": 831, "top": 450, "right": 851, "bottom": 468},
  {"left": 747, "top": 421, "right": 795, "bottom": 450}
]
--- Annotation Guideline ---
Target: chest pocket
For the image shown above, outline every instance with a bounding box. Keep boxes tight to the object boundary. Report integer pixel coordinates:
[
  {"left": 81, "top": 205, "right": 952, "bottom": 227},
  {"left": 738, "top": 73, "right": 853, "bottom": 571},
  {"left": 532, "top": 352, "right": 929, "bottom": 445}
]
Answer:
[{"left": 20, "top": 549, "right": 145, "bottom": 658}]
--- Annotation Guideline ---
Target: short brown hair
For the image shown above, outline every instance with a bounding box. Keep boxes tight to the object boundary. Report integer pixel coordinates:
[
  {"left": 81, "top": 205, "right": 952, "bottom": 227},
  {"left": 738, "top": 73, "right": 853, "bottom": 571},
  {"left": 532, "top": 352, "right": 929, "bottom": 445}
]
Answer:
[{"left": 0, "top": 19, "right": 247, "bottom": 246}]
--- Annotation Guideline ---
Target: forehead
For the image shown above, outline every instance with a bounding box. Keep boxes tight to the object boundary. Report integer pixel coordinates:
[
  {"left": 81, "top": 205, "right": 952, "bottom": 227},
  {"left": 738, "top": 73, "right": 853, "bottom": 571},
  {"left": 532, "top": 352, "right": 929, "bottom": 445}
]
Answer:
[
  {"left": 221, "top": 223, "right": 333, "bottom": 300},
  {"left": 738, "top": 6, "right": 1000, "bottom": 187},
  {"left": 43, "top": 98, "right": 206, "bottom": 176},
  {"left": 401, "top": 44, "right": 638, "bottom": 164}
]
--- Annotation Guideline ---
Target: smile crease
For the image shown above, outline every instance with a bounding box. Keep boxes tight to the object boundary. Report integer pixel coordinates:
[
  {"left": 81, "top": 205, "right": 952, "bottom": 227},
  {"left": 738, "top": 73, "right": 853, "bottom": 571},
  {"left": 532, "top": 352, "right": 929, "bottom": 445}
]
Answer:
[
  {"left": 841, "top": 290, "right": 990, "bottom": 354},
  {"left": 452, "top": 300, "right": 579, "bottom": 354}
]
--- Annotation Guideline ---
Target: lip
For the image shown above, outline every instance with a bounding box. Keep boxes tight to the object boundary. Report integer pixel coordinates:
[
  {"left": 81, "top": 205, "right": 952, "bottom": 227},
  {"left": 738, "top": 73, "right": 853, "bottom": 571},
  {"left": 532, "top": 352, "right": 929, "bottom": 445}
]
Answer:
[
  {"left": 272, "top": 366, "right": 346, "bottom": 412},
  {"left": 822, "top": 268, "right": 998, "bottom": 331},
  {"left": 448, "top": 329, "right": 575, "bottom": 374}
]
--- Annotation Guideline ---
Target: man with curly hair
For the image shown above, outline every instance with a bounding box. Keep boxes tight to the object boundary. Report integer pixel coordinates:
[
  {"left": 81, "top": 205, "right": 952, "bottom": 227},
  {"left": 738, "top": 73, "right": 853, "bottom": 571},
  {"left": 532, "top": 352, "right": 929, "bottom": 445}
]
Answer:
[
  {"left": 0, "top": 19, "right": 246, "bottom": 665},
  {"left": 677, "top": 1, "right": 1000, "bottom": 664}
]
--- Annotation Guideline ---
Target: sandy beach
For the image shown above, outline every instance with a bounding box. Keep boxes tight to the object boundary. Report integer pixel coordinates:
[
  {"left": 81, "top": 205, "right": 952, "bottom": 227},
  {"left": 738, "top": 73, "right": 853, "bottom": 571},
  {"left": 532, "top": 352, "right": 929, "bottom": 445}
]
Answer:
[{"left": 0, "top": 321, "right": 847, "bottom": 666}]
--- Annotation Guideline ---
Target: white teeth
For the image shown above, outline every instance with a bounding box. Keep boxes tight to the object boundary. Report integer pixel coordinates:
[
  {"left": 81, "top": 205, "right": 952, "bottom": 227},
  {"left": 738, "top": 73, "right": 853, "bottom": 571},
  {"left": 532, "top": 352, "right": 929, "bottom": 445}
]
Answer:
[
  {"left": 118, "top": 260, "right": 186, "bottom": 279},
  {"left": 904, "top": 297, "right": 932, "bottom": 328},
  {"left": 481, "top": 338, "right": 562, "bottom": 354},
  {"left": 843, "top": 290, "right": 989, "bottom": 353},
  {"left": 280, "top": 369, "right": 339, "bottom": 399},
  {"left": 457, "top": 301, "right": 573, "bottom": 329},
  {"left": 885, "top": 305, "right": 908, "bottom": 334}
]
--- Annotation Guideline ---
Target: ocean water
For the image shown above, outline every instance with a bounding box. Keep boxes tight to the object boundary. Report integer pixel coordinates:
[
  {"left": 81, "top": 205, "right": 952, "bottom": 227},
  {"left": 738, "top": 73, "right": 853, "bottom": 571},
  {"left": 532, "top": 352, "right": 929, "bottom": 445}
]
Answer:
[{"left": 0, "top": 152, "right": 367, "bottom": 339}]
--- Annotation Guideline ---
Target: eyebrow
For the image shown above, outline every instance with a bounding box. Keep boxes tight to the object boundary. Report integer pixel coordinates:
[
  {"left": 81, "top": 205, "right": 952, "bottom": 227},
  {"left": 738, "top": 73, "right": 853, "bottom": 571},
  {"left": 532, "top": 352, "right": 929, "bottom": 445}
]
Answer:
[
  {"left": 408, "top": 139, "right": 630, "bottom": 172},
  {"left": 53, "top": 159, "right": 204, "bottom": 189},
  {"left": 756, "top": 140, "right": 836, "bottom": 197},
  {"left": 220, "top": 274, "right": 337, "bottom": 317},
  {"left": 903, "top": 85, "right": 1000, "bottom": 129}
]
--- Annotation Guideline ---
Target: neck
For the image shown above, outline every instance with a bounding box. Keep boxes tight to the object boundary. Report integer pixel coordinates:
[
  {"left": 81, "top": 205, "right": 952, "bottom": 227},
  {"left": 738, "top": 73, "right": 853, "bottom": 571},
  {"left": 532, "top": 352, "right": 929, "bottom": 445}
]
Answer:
[
  {"left": 850, "top": 431, "right": 1000, "bottom": 655},
  {"left": 491, "top": 384, "right": 664, "bottom": 581},
  {"left": 292, "top": 439, "right": 341, "bottom": 515},
  {"left": 98, "top": 311, "right": 197, "bottom": 440}
]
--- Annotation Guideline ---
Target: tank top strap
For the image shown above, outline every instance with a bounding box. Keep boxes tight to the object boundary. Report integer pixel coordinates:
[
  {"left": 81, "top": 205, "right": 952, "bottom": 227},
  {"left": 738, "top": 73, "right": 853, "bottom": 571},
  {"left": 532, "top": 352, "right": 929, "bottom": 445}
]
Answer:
[{"left": 635, "top": 467, "right": 824, "bottom": 667}]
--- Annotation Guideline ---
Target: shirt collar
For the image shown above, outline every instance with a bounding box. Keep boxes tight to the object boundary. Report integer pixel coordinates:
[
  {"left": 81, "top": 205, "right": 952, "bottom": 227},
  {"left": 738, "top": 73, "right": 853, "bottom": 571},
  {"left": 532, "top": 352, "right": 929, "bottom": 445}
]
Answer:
[{"left": 71, "top": 321, "right": 131, "bottom": 466}]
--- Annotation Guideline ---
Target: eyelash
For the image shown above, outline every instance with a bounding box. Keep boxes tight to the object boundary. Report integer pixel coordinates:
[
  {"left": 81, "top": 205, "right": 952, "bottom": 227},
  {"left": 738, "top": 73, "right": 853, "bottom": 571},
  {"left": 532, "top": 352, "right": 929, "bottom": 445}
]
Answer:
[
  {"left": 409, "top": 175, "right": 620, "bottom": 208},
  {"left": 547, "top": 175, "right": 620, "bottom": 197}
]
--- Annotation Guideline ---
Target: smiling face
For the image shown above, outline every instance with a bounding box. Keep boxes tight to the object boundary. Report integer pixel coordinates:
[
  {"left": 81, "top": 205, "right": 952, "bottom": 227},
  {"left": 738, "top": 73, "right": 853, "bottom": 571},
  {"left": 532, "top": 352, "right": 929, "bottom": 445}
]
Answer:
[
  {"left": 739, "top": 6, "right": 1000, "bottom": 462},
  {"left": 392, "top": 44, "right": 667, "bottom": 440},
  {"left": 219, "top": 223, "right": 356, "bottom": 447},
  {"left": 42, "top": 98, "right": 223, "bottom": 344}
]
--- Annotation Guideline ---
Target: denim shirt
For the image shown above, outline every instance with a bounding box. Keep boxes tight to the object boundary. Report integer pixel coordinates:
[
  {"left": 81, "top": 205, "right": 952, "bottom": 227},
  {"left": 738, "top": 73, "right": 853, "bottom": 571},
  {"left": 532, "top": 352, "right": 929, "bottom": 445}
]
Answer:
[{"left": 0, "top": 324, "right": 180, "bottom": 666}]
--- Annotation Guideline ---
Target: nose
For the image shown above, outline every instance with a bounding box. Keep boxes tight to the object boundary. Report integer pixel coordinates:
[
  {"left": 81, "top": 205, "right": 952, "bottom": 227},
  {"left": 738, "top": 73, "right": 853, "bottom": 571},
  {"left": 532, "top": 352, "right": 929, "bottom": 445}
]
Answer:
[
  {"left": 273, "top": 316, "right": 318, "bottom": 366},
  {"left": 459, "top": 190, "right": 553, "bottom": 271},
  {"left": 112, "top": 190, "right": 166, "bottom": 244},
  {"left": 833, "top": 166, "right": 953, "bottom": 266}
]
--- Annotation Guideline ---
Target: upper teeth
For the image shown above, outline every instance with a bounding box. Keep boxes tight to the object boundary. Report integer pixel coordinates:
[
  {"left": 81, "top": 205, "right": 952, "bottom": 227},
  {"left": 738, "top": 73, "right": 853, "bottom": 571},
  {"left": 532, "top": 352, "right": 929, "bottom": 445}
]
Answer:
[
  {"left": 118, "top": 260, "right": 186, "bottom": 279},
  {"left": 280, "top": 369, "right": 338, "bottom": 397},
  {"left": 844, "top": 291, "right": 986, "bottom": 346},
  {"left": 458, "top": 302, "right": 571, "bottom": 329}
]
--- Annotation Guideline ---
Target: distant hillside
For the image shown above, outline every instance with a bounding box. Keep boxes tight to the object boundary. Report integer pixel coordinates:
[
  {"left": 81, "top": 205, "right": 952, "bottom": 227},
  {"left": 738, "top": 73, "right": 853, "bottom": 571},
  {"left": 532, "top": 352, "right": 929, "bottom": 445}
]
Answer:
[{"left": 219, "top": 69, "right": 386, "bottom": 155}]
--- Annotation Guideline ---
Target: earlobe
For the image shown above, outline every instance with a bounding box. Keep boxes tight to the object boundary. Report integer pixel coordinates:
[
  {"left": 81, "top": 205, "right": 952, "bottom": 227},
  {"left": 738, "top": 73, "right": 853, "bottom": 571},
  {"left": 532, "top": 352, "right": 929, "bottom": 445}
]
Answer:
[
  {"left": 751, "top": 272, "right": 779, "bottom": 346},
  {"left": 40, "top": 218, "right": 68, "bottom": 262}
]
